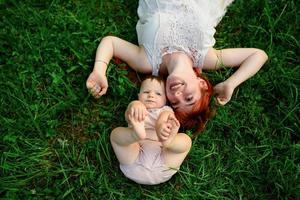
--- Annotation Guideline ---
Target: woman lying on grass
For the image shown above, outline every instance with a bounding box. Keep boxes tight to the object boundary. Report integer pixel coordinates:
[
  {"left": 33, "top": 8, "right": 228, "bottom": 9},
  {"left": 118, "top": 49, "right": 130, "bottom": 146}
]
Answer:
[
  {"left": 110, "top": 76, "right": 191, "bottom": 185},
  {"left": 86, "top": 0, "right": 268, "bottom": 135}
]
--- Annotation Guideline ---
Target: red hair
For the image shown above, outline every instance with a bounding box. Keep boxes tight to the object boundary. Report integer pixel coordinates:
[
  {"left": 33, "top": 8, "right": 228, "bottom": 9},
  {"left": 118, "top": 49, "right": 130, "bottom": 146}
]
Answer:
[{"left": 174, "top": 68, "right": 214, "bottom": 137}]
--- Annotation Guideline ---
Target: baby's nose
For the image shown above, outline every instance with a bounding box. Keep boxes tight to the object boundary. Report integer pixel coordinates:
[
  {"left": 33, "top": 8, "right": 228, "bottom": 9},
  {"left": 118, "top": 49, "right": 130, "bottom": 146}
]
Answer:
[{"left": 148, "top": 91, "right": 155, "bottom": 97}]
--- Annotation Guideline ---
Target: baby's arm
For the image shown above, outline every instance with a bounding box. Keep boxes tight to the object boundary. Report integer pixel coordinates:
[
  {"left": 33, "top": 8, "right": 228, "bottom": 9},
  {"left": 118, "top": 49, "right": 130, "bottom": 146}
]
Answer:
[
  {"left": 203, "top": 48, "right": 268, "bottom": 105},
  {"left": 156, "top": 111, "right": 180, "bottom": 147},
  {"left": 86, "top": 36, "right": 152, "bottom": 98}
]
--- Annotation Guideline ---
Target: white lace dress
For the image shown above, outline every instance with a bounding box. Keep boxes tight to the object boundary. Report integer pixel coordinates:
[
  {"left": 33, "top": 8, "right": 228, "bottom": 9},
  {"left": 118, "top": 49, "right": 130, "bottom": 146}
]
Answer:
[{"left": 136, "top": 0, "right": 234, "bottom": 76}]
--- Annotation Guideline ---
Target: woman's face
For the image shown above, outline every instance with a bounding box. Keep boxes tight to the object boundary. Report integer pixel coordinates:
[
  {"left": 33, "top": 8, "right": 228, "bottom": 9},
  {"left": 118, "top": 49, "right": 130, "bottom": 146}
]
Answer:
[{"left": 166, "top": 75, "right": 206, "bottom": 112}]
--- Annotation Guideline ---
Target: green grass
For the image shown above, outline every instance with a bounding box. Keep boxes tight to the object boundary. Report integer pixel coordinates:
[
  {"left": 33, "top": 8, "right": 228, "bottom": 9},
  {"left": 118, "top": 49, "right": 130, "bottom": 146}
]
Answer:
[{"left": 0, "top": 0, "right": 299, "bottom": 199}]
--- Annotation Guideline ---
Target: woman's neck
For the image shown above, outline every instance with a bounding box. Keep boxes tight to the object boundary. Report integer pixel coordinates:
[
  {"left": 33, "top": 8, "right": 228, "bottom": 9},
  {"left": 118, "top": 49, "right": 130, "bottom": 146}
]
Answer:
[{"left": 161, "top": 52, "right": 194, "bottom": 75}]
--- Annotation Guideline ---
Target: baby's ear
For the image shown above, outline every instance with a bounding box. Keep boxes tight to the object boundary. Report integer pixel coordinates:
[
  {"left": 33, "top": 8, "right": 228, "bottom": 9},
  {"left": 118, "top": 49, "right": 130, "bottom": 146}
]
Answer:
[{"left": 198, "top": 78, "right": 208, "bottom": 90}]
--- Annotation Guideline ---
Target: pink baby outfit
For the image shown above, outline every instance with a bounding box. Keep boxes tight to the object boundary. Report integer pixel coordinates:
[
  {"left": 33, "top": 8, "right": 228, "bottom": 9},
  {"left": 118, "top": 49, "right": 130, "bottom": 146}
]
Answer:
[
  {"left": 120, "top": 106, "right": 178, "bottom": 185},
  {"left": 136, "top": 0, "right": 234, "bottom": 76}
]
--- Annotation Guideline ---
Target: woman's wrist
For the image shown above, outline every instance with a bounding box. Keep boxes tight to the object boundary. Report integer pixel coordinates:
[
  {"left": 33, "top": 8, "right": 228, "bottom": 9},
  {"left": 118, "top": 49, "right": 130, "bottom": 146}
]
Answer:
[
  {"left": 95, "top": 59, "right": 108, "bottom": 65},
  {"left": 224, "top": 78, "right": 238, "bottom": 91},
  {"left": 93, "top": 61, "right": 108, "bottom": 74}
]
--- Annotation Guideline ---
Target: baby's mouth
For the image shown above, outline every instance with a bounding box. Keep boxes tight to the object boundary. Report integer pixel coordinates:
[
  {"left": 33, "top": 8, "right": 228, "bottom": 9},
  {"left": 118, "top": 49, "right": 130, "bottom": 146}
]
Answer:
[{"left": 146, "top": 100, "right": 155, "bottom": 103}]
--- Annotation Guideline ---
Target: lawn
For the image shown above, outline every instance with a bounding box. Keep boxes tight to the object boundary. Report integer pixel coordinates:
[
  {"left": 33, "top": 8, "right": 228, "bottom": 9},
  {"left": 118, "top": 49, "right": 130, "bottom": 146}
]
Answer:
[{"left": 0, "top": 0, "right": 299, "bottom": 199}]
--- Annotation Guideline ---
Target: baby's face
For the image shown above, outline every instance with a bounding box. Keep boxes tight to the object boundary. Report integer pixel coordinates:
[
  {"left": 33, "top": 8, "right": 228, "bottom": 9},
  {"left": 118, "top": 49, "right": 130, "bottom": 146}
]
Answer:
[{"left": 138, "top": 78, "right": 166, "bottom": 109}]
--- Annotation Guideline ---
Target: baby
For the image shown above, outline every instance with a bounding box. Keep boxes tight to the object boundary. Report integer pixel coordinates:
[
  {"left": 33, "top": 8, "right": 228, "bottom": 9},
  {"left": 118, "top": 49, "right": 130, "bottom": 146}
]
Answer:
[{"left": 110, "top": 76, "right": 192, "bottom": 185}]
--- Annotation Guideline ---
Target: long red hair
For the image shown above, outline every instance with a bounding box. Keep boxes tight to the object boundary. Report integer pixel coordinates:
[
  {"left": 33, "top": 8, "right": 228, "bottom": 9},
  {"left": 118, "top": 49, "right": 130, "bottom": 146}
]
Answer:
[{"left": 174, "top": 68, "right": 214, "bottom": 137}]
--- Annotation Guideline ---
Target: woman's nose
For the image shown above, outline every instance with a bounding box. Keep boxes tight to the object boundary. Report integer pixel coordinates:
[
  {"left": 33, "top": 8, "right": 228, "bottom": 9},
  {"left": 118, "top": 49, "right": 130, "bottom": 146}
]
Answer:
[{"left": 175, "top": 90, "right": 182, "bottom": 97}]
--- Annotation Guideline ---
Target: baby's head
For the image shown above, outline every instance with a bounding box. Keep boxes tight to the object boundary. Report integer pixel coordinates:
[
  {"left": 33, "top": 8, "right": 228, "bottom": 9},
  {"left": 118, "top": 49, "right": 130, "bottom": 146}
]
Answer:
[{"left": 138, "top": 76, "right": 167, "bottom": 109}]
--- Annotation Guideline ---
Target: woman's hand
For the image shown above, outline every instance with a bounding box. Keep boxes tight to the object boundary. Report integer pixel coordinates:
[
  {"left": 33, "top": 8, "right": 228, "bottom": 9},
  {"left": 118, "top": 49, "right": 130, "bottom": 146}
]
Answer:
[
  {"left": 204, "top": 48, "right": 268, "bottom": 105},
  {"left": 86, "top": 70, "right": 108, "bottom": 99},
  {"left": 213, "top": 81, "right": 235, "bottom": 105}
]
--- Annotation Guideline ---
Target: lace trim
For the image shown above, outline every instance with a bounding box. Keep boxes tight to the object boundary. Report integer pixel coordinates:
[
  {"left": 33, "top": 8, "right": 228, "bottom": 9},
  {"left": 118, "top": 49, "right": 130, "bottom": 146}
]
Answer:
[
  {"left": 152, "top": 1, "right": 208, "bottom": 76},
  {"left": 149, "top": 0, "right": 234, "bottom": 76}
]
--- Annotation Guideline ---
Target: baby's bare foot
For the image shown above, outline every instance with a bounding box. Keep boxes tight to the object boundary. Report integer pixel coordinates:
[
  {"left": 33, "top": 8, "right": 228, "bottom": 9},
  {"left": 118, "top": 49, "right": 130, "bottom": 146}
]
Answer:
[{"left": 128, "top": 115, "right": 146, "bottom": 140}]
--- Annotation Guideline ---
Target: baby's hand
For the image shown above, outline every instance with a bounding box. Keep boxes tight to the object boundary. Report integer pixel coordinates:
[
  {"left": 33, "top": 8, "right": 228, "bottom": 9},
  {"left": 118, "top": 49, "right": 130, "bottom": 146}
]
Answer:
[
  {"left": 128, "top": 113, "right": 146, "bottom": 140},
  {"left": 166, "top": 114, "right": 180, "bottom": 133},
  {"left": 158, "top": 113, "right": 180, "bottom": 146},
  {"left": 213, "top": 81, "right": 235, "bottom": 105},
  {"left": 86, "top": 71, "right": 108, "bottom": 99},
  {"left": 126, "top": 101, "right": 148, "bottom": 122},
  {"left": 158, "top": 122, "right": 172, "bottom": 141}
]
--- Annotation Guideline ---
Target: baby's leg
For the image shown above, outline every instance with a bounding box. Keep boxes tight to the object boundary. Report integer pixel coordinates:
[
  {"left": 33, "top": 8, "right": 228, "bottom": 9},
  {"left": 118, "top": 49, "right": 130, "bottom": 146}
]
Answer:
[
  {"left": 162, "top": 133, "right": 192, "bottom": 169},
  {"left": 110, "top": 116, "right": 146, "bottom": 165}
]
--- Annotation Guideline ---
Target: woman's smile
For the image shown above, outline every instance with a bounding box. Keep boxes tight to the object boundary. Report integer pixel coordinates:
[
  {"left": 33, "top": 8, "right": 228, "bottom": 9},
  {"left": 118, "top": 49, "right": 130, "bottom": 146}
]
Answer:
[{"left": 167, "top": 76, "right": 185, "bottom": 91}]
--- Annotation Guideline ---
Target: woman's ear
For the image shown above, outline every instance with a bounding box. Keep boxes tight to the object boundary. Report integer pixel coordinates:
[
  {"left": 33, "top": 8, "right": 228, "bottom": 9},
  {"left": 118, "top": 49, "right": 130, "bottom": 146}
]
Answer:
[{"left": 198, "top": 78, "right": 208, "bottom": 90}]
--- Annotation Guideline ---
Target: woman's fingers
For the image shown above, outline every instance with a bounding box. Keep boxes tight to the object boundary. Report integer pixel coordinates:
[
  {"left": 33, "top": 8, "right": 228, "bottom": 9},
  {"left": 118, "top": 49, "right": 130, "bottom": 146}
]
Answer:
[
  {"left": 216, "top": 97, "right": 227, "bottom": 105},
  {"left": 98, "top": 85, "right": 107, "bottom": 96},
  {"left": 87, "top": 80, "right": 106, "bottom": 99}
]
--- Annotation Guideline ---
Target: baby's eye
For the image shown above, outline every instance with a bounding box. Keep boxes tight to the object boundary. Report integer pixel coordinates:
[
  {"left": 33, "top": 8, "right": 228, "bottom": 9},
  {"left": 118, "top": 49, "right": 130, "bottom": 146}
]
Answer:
[
  {"left": 143, "top": 91, "right": 150, "bottom": 94},
  {"left": 156, "top": 92, "right": 161, "bottom": 96}
]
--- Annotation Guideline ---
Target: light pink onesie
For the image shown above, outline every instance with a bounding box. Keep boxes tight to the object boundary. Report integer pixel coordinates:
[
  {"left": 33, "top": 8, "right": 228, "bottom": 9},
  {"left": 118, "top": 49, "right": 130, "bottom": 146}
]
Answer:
[{"left": 120, "top": 106, "right": 178, "bottom": 185}]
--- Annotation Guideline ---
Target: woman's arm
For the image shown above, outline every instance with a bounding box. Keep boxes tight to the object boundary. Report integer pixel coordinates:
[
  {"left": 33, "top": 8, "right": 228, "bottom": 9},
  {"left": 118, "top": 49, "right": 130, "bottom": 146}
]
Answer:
[
  {"left": 86, "top": 36, "right": 152, "bottom": 98},
  {"left": 203, "top": 48, "right": 268, "bottom": 86},
  {"left": 94, "top": 36, "right": 152, "bottom": 74},
  {"left": 203, "top": 48, "right": 268, "bottom": 105}
]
